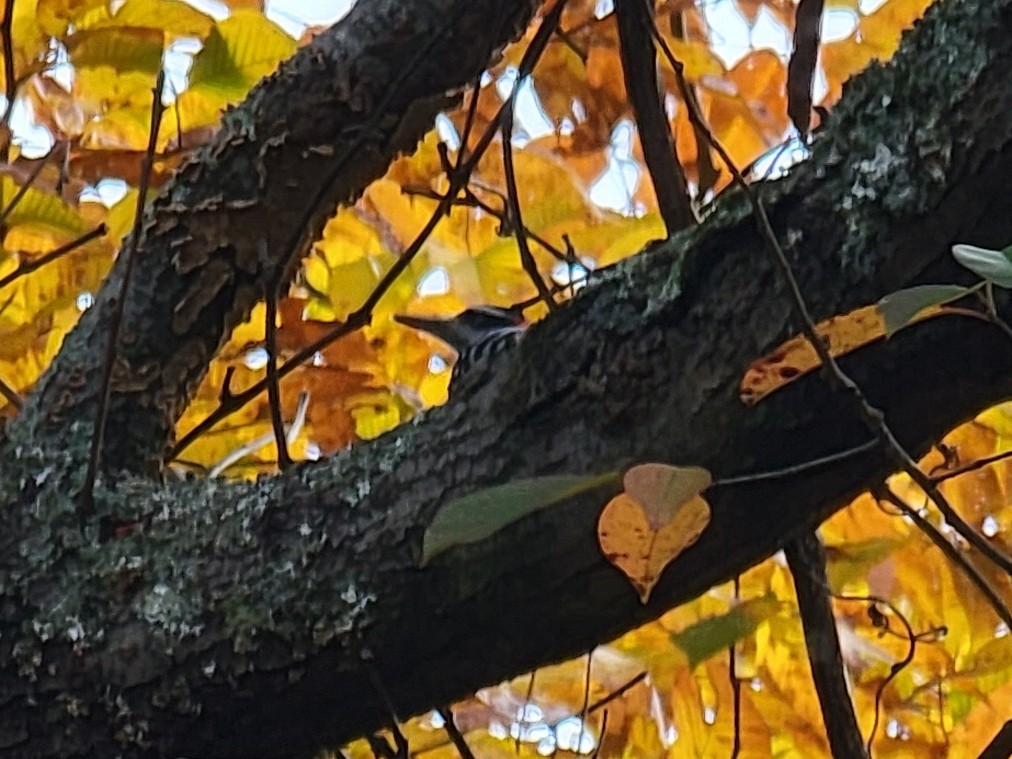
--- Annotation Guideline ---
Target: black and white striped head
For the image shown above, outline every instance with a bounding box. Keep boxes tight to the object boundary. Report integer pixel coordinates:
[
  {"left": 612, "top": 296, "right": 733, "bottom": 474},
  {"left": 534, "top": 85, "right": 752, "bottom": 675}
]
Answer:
[{"left": 394, "top": 306, "right": 526, "bottom": 354}]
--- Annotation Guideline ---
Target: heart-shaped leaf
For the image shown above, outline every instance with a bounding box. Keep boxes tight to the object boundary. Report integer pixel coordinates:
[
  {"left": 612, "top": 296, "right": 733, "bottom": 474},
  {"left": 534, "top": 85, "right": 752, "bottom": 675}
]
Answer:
[
  {"left": 598, "top": 490, "right": 711, "bottom": 603},
  {"left": 623, "top": 463, "right": 712, "bottom": 530}
]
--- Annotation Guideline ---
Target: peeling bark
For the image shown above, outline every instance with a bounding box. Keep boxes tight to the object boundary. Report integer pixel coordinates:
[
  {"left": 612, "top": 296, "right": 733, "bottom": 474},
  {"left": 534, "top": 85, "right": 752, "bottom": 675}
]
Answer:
[
  {"left": 29, "top": 0, "right": 541, "bottom": 474},
  {"left": 2, "top": 0, "right": 1012, "bottom": 757}
]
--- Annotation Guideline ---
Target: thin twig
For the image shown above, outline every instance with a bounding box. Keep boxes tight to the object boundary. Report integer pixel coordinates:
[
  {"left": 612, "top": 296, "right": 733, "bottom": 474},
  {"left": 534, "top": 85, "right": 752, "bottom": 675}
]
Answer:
[
  {"left": 589, "top": 710, "right": 607, "bottom": 759},
  {"left": 264, "top": 272, "right": 291, "bottom": 470},
  {"left": 577, "top": 651, "right": 592, "bottom": 755},
  {"left": 0, "top": 147, "right": 57, "bottom": 225},
  {"left": 80, "top": 70, "right": 165, "bottom": 518},
  {"left": 501, "top": 104, "right": 557, "bottom": 311},
  {"left": 407, "top": 182, "right": 570, "bottom": 263},
  {"left": 365, "top": 665, "right": 408, "bottom": 759},
  {"left": 650, "top": 24, "right": 1012, "bottom": 577},
  {"left": 454, "top": 75, "right": 483, "bottom": 172},
  {"left": 207, "top": 392, "right": 307, "bottom": 478},
  {"left": 587, "top": 671, "right": 646, "bottom": 713},
  {"left": 835, "top": 593, "right": 917, "bottom": 755},
  {"left": 0, "top": 0, "right": 12, "bottom": 100},
  {"left": 666, "top": 8, "right": 719, "bottom": 197},
  {"left": 437, "top": 706, "right": 477, "bottom": 759},
  {"left": 873, "top": 484, "right": 1012, "bottom": 628},
  {"left": 0, "top": 224, "right": 107, "bottom": 290},
  {"left": 0, "top": 0, "right": 15, "bottom": 162},
  {"left": 973, "top": 286, "right": 1012, "bottom": 343},
  {"left": 931, "top": 447, "right": 1012, "bottom": 484},
  {"left": 170, "top": 82, "right": 183, "bottom": 151},
  {"left": 365, "top": 734, "right": 396, "bottom": 759},
  {"left": 785, "top": 531, "right": 869, "bottom": 759},
  {"left": 167, "top": 0, "right": 570, "bottom": 462},
  {"left": 516, "top": 670, "right": 537, "bottom": 753},
  {"left": 714, "top": 439, "right": 878, "bottom": 487},
  {"left": 730, "top": 576, "right": 742, "bottom": 759}
]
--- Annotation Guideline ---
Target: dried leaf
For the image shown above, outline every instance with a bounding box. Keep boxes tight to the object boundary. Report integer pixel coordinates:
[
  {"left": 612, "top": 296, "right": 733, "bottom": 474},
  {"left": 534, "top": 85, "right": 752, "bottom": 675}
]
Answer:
[
  {"left": 598, "top": 489, "right": 710, "bottom": 603},
  {"left": 623, "top": 462, "right": 712, "bottom": 530}
]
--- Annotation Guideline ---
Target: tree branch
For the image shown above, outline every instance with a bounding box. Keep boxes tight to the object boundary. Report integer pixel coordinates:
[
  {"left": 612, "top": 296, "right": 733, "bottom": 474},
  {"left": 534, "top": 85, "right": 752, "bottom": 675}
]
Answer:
[
  {"left": 24, "top": 0, "right": 542, "bottom": 474},
  {"left": 614, "top": 0, "right": 695, "bottom": 232},
  {"left": 785, "top": 531, "right": 868, "bottom": 759}
]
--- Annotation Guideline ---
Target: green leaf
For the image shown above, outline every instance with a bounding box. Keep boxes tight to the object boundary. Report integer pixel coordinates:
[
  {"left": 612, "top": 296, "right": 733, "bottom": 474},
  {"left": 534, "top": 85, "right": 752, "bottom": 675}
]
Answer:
[
  {"left": 672, "top": 596, "right": 784, "bottom": 669},
  {"left": 0, "top": 177, "right": 90, "bottom": 239},
  {"left": 188, "top": 11, "right": 296, "bottom": 101},
  {"left": 422, "top": 472, "right": 620, "bottom": 566},
  {"left": 876, "top": 284, "right": 971, "bottom": 337},
  {"left": 826, "top": 537, "right": 903, "bottom": 590},
  {"left": 952, "top": 244, "right": 1012, "bottom": 288},
  {"left": 965, "top": 635, "right": 1012, "bottom": 677}
]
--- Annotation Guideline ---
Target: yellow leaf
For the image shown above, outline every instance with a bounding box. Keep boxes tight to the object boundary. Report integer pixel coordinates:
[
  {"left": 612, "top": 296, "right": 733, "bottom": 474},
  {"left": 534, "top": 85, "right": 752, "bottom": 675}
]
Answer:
[
  {"left": 0, "top": 176, "right": 91, "bottom": 241},
  {"left": 320, "top": 257, "right": 381, "bottom": 321},
  {"left": 598, "top": 489, "right": 710, "bottom": 603},
  {"left": 36, "top": 0, "right": 107, "bottom": 36},
  {"left": 665, "top": 38, "right": 725, "bottom": 81},
  {"left": 739, "top": 304, "right": 940, "bottom": 405},
  {"left": 187, "top": 11, "right": 296, "bottom": 101},
  {"left": 77, "top": 0, "right": 215, "bottom": 37}
]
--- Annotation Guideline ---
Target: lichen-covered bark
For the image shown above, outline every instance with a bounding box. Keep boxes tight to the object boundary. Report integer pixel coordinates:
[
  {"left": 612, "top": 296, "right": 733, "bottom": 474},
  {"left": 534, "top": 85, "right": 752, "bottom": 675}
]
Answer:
[
  {"left": 2, "top": 0, "right": 1012, "bottom": 757},
  {"left": 25, "top": 0, "right": 540, "bottom": 475}
]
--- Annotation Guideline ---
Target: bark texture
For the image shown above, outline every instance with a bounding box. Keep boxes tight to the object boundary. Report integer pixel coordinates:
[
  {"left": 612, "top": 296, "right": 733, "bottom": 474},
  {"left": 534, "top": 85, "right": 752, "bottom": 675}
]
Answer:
[
  {"left": 2, "top": 0, "right": 1012, "bottom": 757},
  {"left": 30, "top": 0, "right": 540, "bottom": 474}
]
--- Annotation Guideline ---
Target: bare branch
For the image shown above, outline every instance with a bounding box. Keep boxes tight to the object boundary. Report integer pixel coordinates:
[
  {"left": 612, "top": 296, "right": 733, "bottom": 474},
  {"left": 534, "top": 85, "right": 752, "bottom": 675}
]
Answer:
[
  {"left": 614, "top": 0, "right": 695, "bottom": 232},
  {"left": 873, "top": 484, "right": 1012, "bottom": 628},
  {"left": 0, "top": 224, "right": 107, "bottom": 290},
  {"left": 651, "top": 19, "right": 1012, "bottom": 577},
  {"left": 81, "top": 69, "right": 166, "bottom": 515},
  {"left": 785, "top": 532, "right": 869, "bottom": 759},
  {"left": 264, "top": 271, "right": 292, "bottom": 471}
]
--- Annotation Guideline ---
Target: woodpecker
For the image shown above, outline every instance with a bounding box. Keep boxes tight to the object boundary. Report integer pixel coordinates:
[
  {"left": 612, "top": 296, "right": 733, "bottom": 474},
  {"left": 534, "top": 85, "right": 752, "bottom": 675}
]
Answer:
[{"left": 394, "top": 305, "right": 527, "bottom": 393}]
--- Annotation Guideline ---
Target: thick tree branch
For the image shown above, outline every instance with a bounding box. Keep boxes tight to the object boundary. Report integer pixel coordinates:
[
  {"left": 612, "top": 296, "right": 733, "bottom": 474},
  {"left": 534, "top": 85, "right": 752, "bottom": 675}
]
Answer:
[
  {"left": 25, "top": 0, "right": 541, "bottom": 474},
  {"left": 2, "top": 0, "right": 1012, "bottom": 757}
]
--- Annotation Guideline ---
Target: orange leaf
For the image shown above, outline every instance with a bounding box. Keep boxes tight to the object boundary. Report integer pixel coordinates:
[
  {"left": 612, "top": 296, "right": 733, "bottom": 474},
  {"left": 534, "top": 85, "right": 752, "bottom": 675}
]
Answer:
[
  {"left": 738, "top": 305, "right": 883, "bottom": 405},
  {"left": 739, "top": 302, "right": 954, "bottom": 404},
  {"left": 598, "top": 489, "right": 710, "bottom": 603}
]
